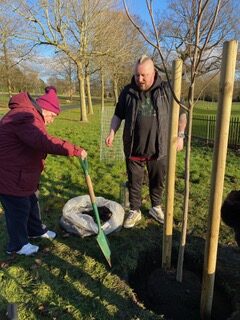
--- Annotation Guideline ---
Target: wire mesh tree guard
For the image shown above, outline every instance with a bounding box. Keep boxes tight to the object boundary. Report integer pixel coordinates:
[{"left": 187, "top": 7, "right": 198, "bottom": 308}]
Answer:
[{"left": 100, "top": 106, "right": 125, "bottom": 162}]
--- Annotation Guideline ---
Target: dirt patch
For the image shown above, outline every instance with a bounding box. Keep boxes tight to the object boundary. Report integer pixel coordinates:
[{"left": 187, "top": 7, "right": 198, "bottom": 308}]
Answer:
[
  {"left": 144, "top": 267, "right": 231, "bottom": 320},
  {"left": 147, "top": 268, "right": 202, "bottom": 319},
  {"left": 83, "top": 206, "right": 112, "bottom": 223},
  {"left": 129, "top": 240, "right": 236, "bottom": 320}
]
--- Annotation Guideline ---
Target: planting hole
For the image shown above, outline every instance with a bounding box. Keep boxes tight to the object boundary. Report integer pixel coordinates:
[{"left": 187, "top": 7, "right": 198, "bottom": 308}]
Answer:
[{"left": 129, "top": 248, "right": 232, "bottom": 320}]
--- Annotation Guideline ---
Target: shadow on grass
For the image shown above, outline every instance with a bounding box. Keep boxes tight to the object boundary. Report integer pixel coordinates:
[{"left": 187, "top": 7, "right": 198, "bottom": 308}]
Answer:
[
  {"left": 0, "top": 203, "right": 164, "bottom": 320},
  {"left": 2, "top": 254, "right": 124, "bottom": 319},
  {"left": 0, "top": 293, "right": 11, "bottom": 320},
  {"left": 0, "top": 227, "right": 163, "bottom": 320}
]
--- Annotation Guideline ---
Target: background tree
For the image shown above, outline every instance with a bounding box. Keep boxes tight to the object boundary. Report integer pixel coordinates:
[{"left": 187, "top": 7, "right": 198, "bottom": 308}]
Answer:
[
  {"left": 12, "top": 0, "right": 119, "bottom": 121},
  {"left": 87, "top": 8, "right": 145, "bottom": 112},
  {"left": 54, "top": 55, "right": 77, "bottom": 101},
  {"left": 103, "top": 11, "right": 145, "bottom": 104},
  {"left": 43, "top": 53, "right": 78, "bottom": 99},
  {"left": 0, "top": 0, "right": 36, "bottom": 97}
]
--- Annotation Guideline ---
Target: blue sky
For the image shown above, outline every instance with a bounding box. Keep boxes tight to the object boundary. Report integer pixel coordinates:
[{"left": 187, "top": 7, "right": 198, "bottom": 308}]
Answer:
[{"left": 125, "top": 0, "right": 168, "bottom": 23}]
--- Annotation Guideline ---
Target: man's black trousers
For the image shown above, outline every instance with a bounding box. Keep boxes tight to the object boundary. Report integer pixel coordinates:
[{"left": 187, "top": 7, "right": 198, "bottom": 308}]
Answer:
[{"left": 126, "top": 157, "right": 166, "bottom": 211}]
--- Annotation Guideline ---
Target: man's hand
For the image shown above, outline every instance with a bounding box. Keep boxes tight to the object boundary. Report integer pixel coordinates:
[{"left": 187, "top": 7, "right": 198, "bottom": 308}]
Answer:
[
  {"left": 177, "top": 113, "right": 187, "bottom": 151},
  {"left": 176, "top": 137, "right": 184, "bottom": 151},
  {"left": 105, "top": 115, "right": 121, "bottom": 147},
  {"left": 105, "top": 132, "right": 115, "bottom": 147}
]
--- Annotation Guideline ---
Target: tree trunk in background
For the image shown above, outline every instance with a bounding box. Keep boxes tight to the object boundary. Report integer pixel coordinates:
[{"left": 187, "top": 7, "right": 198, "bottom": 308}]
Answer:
[
  {"left": 86, "top": 70, "right": 93, "bottom": 115},
  {"left": 77, "top": 64, "right": 88, "bottom": 122},
  {"left": 3, "top": 42, "right": 12, "bottom": 98},
  {"left": 113, "top": 77, "right": 118, "bottom": 104},
  {"left": 69, "top": 80, "right": 73, "bottom": 101},
  {"left": 101, "top": 71, "right": 105, "bottom": 112},
  {"left": 68, "top": 60, "right": 73, "bottom": 101}
]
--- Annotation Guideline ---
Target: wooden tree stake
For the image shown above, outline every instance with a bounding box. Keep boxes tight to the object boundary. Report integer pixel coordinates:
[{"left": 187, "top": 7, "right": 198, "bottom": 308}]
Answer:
[{"left": 200, "top": 40, "right": 238, "bottom": 320}]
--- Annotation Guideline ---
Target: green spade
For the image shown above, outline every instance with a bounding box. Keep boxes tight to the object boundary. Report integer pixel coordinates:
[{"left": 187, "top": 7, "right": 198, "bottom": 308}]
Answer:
[{"left": 80, "top": 158, "right": 111, "bottom": 267}]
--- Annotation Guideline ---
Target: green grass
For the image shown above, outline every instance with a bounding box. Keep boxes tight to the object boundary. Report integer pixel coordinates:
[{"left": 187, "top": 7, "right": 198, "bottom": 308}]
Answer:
[
  {"left": 0, "top": 106, "right": 239, "bottom": 319},
  {"left": 194, "top": 101, "right": 240, "bottom": 116},
  {"left": 192, "top": 101, "right": 240, "bottom": 144}
]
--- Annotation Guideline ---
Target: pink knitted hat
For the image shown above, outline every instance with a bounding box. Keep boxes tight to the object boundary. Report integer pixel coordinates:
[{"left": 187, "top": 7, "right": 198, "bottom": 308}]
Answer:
[{"left": 36, "top": 86, "right": 61, "bottom": 115}]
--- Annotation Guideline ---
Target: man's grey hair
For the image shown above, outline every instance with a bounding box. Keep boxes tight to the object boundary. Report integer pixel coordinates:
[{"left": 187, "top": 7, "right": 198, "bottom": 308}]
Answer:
[
  {"left": 134, "top": 55, "right": 155, "bottom": 73},
  {"left": 137, "top": 55, "right": 153, "bottom": 65}
]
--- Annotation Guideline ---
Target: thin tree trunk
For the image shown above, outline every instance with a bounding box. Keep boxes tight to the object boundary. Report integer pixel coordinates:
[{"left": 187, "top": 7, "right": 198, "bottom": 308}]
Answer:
[
  {"left": 68, "top": 59, "right": 73, "bottom": 101},
  {"left": 78, "top": 0, "right": 88, "bottom": 121},
  {"left": 177, "top": 0, "right": 200, "bottom": 281},
  {"left": 68, "top": 77, "right": 73, "bottom": 101},
  {"left": 69, "top": 79, "right": 73, "bottom": 101},
  {"left": 77, "top": 64, "right": 88, "bottom": 122},
  {"left": 3, "top": 42, "right": 12, "bottom": 98},
  {"left": 101, "top": 71, "right": 105, "bottom": 112},
  {"left": 176, "top": 87, "right": 193, "bottom": 282},
  {"left": 113, "top": 77, "right": 118, "bottom": 104},
  {"left": 86, "top": 72, "right": 93, "bottom": 115}
]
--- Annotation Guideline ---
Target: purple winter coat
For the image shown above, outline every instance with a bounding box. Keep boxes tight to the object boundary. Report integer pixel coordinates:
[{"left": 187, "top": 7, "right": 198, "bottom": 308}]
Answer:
[{"left": 0, "top": 92, "right": 84, "bottom": 196}]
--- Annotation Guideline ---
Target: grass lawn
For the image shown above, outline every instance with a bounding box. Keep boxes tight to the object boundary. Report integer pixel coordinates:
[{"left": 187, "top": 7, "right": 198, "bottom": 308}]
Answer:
[
  {"left": 0, "top": 105, "right": 239, "bottom": 319},
  {"left": 191, "top": 101, "right": 240, "bottom": 145},
  {"left": 194, "top": 100, "right": 240, "bottom": 116}
]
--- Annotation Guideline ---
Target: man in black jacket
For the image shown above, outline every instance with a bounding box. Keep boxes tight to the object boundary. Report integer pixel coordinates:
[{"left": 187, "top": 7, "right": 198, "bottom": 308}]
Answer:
[{"left": 105, "top": 55, "right": 187, "bottom": 228}]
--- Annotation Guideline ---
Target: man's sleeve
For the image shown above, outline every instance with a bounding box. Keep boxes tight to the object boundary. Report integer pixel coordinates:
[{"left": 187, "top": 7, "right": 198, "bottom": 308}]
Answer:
[
  {"left": 180, "top": 97, "right": 187, "bottom": 116},
  {"left": 161, "top": 80, "right": 172, "bottom": 105},
  {"left": 114, "top": 89, "right": 126, "bottom": 120}
]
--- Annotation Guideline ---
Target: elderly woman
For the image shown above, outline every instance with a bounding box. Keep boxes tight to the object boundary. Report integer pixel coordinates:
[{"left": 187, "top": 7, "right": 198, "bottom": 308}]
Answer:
[{"left": 0, "top": 86, "right": 87, "bottom": 255}]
